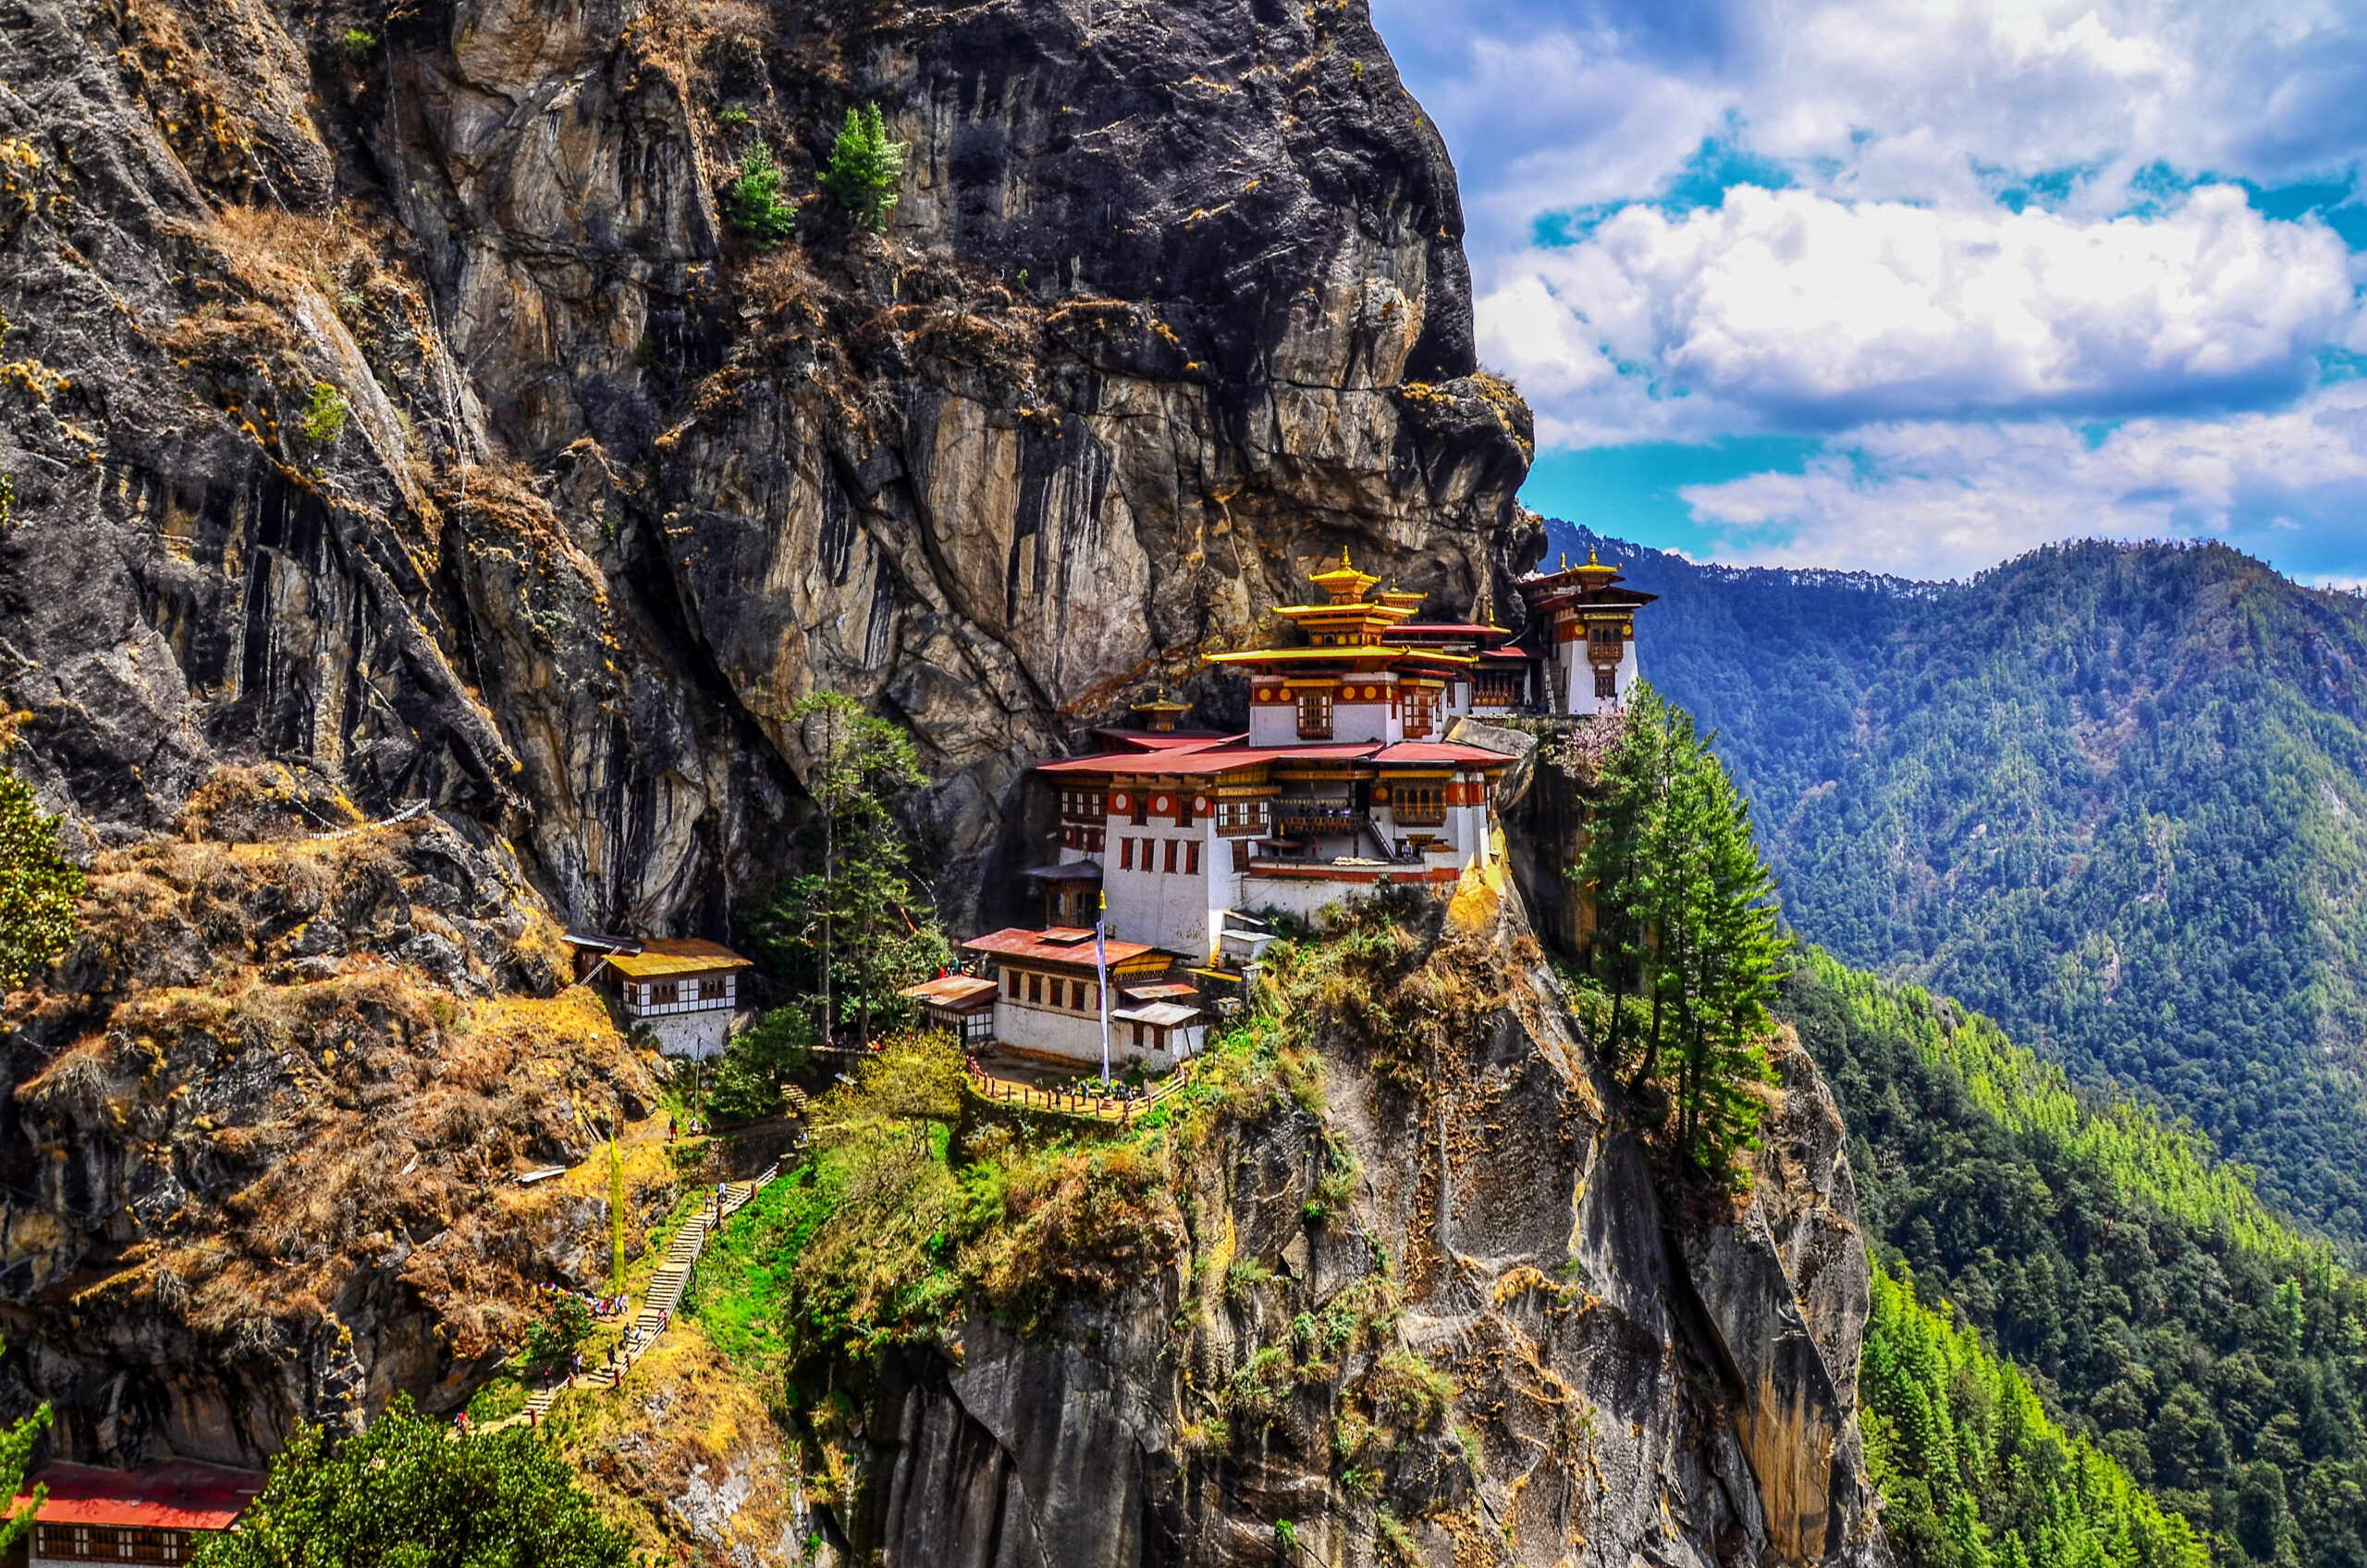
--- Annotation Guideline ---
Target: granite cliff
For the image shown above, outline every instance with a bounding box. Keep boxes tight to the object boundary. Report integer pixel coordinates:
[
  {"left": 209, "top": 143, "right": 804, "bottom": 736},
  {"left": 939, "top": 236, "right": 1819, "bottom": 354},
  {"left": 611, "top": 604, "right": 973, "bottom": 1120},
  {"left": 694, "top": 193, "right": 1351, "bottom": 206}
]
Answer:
[
  {"left": 0, "top": 0, "right": 1533, "bottom": 935},
  {"left": 780, "top": 871, "right": 1891, "bottom": 1568}
]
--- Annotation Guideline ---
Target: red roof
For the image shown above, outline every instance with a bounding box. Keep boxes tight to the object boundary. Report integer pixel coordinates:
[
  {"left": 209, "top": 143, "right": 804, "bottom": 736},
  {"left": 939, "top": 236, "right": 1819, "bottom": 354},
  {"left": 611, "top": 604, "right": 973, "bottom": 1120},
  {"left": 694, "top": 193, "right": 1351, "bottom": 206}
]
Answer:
[
  {"left": 15, "top": 1462, "right": 265, "bottom": 1531},
  {"left": 1087, "top": 729, "right": 1238, "bottom": 753},
  {"left": 1370, "top": 742, "right": 1517, "bottom": 766},
  {"left": 1036, "top": 741, "right": 1380, "bottom": 777},
  {"left": 1036, "top": 735, "right": 1516, "bottom": 776},
  {"left": 963, "top": 927, "right": 1165, "bottom": 968},
  {"left": 899, "top": 974, "right": 1000, "bottom": 1010}
]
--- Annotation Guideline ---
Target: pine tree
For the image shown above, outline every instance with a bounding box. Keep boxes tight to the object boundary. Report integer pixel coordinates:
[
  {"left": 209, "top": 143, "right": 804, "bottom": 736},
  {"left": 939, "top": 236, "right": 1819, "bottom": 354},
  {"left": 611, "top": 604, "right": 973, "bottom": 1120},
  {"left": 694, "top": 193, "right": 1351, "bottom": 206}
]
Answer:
[
  {"left": 1569, "top": 684, "right": 1784, "bottom": 1178},
  {"left": 0, "top": 763, "right": 81, "bottom": 991},
  {"left": 748, "top": 693, "right": 948, "bottom": 1048},
  {"left": 723, "top": 137, "right": 798, "bottom": 248},
  {"left": 820, "top": 104, "right": 908, "bottom": 231}
]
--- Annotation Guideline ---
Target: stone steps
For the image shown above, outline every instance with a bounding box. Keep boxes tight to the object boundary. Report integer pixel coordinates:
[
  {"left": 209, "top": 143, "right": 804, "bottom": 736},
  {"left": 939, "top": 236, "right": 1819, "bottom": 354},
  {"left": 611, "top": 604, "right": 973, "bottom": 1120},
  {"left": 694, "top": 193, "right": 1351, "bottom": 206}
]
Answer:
[{"left": 519, "top": 1163, "right": 780, "bottom": 1426}]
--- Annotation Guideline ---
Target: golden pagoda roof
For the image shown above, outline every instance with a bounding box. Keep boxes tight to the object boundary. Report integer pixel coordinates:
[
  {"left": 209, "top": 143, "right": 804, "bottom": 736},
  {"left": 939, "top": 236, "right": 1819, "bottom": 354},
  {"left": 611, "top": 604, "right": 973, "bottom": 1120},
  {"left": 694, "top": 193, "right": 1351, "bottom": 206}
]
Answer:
[
  {"left": 1130, "top": 688, "right": 1191, "bottom": 715},
  {"left": 1376, "top": 579, "right": 1427, "bottom": 613},
  {"left": 1307, "top": 547, "right": 1381, "bottom": 605},
  {"left": 1572, "top": 545, "right": 1621, "bottom": 587}
]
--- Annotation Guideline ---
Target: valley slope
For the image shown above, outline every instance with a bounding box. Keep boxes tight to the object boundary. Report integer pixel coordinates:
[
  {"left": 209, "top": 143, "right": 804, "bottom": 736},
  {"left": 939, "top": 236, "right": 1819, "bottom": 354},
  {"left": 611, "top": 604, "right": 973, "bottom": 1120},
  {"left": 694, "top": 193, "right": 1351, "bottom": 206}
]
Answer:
[{"left": 1546, "top": 521, "right": 2367, "bottom": 1245}]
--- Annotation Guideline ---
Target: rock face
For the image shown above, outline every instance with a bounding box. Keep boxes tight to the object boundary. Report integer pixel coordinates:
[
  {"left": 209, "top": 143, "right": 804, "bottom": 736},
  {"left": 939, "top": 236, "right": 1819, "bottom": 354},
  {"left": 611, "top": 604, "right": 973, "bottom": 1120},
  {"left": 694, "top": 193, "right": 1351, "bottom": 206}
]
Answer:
[
  {"left": 0, "top": 773, "right": 675, "bottom": 1466},
  {"left": 0, "top": 0, "right": 1534, "bottom": 938},
  {"left": 818, "top": 875, "right": 1890, "bottom": 1568}
]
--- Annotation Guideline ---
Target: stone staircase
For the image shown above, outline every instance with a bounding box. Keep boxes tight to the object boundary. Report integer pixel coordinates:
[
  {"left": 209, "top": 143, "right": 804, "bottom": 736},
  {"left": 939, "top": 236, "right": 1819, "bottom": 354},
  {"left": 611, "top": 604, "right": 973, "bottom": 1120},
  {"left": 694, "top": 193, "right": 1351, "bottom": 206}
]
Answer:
[{"left": 521, "top": 1163, "right": 780, "bottom": 1425}]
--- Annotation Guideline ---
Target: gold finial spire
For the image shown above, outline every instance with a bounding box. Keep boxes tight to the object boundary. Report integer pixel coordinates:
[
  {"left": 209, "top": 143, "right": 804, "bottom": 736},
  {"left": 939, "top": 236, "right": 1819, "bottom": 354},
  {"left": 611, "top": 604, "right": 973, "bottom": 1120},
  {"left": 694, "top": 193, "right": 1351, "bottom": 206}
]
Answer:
[{"left": 1588, "top": 545, "right": 1600, "bottom": 566}]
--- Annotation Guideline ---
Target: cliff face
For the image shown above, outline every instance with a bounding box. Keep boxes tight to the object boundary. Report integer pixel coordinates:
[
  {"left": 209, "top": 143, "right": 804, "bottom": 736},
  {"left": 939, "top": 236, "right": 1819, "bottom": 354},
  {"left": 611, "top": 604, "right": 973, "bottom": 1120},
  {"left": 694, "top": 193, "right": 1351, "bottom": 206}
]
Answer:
[
  {"left": 0, "top": 769, "right": 677, "bottom": 1466},
  {"left": 820, "top": 876, "right": 1888, "bottom": 1568},
  {"left": 0, "top": 0, "right": 1533, "bottom": 937}
]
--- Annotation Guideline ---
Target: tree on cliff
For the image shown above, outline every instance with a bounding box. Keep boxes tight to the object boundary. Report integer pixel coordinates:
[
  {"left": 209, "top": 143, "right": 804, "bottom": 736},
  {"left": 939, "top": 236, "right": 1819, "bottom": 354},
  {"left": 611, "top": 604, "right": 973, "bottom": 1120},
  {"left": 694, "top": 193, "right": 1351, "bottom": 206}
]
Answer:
[
  {"left": 1574, "top": 685, "right": 1785, "bottom": 1176},
  {"left": 0, "top": 763, "right": 81, "bottom": 992},
  {"left": 820, "top": 104, "right": 907, "bottom": 231},
  {"left": 749, "top": 693, "right": 949, "bottom": 1053},
  {"left": 190, "top": 1397, "right": 633, "bottom": 1567},
  {"left": 0, "top": 1335, "right": 53, "bottom": 1549}
]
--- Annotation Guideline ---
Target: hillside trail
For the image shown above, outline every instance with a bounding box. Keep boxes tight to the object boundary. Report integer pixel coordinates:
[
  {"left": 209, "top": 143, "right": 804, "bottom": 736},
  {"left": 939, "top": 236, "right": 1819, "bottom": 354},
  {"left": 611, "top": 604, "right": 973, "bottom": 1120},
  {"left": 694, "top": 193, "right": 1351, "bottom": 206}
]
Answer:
[{"left": 475, "top": 1158, "right": 783, "bottom": 1434}]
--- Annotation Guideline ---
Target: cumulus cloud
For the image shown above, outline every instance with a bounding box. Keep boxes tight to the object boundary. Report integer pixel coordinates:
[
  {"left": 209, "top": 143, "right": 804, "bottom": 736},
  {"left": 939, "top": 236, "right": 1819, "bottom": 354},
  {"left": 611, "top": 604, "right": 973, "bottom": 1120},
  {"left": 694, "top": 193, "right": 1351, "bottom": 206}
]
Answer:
[
  {"left": 1673, "top": 381, "right": 2367, "bottom": 579},
  {"left": 1369, "top": 0, "right": 2367, "bottom": 576},
  {"left": 1379, "top": 0, "right": 2367, "bottom": 255},
  {"left": 1478, "top": 183, "right": 2360, "bottom": 443}
]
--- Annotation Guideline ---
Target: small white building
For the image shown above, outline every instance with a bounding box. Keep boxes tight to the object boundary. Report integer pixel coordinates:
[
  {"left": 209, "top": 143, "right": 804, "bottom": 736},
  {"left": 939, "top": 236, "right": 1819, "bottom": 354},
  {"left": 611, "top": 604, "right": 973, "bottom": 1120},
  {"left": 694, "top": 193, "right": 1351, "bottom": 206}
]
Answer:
[
  {"left": 567, "top": 935, "right": 753, "bottom": 1060},
  {"left": 1514, "top": 546, "right": 1656, "bottom": 717},
  {"left": 959, "top": 926, "right": 1205, "bottom": 1068}
]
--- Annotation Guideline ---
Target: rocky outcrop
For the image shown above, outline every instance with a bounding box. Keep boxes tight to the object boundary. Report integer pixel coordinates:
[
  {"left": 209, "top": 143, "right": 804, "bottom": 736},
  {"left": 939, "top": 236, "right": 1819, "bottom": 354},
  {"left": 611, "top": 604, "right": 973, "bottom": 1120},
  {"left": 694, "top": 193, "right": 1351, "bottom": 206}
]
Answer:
[
  {"left": 0, "top": 0, "right": 1535, "bottom": 938},
  {"left": 816, "top": 872, "right": 1890, "bottom": 1568},
  {"left": 0, "top": 776, "right": 675, "bottom": 1466}
]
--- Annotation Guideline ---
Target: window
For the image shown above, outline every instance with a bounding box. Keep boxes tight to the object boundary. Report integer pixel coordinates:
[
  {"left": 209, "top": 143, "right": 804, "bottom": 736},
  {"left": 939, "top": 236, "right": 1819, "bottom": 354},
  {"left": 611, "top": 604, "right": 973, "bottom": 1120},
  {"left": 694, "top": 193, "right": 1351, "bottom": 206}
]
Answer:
[
  {"left": 649, "top": 980, "right": 679, "bottom": 1005},
  {"left": 1163, "top": 839, "right": 1179, "bottom": 874},
  {"left": 1296, "top": 689, "right": 1333, "bottom": 738},
  {"left": 1120, "top": 837, "right": 1134, "bottom": 870},
  {"left": 1392, "top": 784, "right": 1447, "bottom": 827},
  {"left": 1027, "top": 973, "right": 1042, "bottom": 1004},
  {"left": 1595, "top": 666, "right": 1617, "bottom": 699},
  {"left": 1404, "top": 688, "right": 1435, "bottom": 738},
  {"left": 699, "top": 975, "right": 730, "bottom": 1000},
  {"left": 1233, "top": 839, "right": 1252, "bottom": 872},
  {"left": 1176, "top": 793, "right": 1194, "bottom": 827},
  {"left": 1185, "top": 840, "right": 1201, "bottom": 875},
  {"left": 1006, "top": 969, "right": 1020, "bottom": 998},
  {"left": 1131, "top": 791, "right": 1148, "bottom": 826}
]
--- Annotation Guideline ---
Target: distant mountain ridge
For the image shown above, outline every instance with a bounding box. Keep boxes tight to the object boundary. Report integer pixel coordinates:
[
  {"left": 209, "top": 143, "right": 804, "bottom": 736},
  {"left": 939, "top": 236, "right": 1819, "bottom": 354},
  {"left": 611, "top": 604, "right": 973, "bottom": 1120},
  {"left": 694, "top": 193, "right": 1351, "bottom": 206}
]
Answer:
[{"left": 1539, "top": 517, "right": 2367, "bottom": 1244}]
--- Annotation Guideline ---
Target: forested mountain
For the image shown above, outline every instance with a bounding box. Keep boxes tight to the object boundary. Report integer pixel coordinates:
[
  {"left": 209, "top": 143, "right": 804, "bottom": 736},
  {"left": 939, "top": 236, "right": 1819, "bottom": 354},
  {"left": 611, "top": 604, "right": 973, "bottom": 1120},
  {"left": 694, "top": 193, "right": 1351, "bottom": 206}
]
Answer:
[
  {"left": 1784, "top": 953, "right": 2367, "bottom": 1568},
  {"left": 1544, "top": 520, "right": 2367, "bottom": 1243}
]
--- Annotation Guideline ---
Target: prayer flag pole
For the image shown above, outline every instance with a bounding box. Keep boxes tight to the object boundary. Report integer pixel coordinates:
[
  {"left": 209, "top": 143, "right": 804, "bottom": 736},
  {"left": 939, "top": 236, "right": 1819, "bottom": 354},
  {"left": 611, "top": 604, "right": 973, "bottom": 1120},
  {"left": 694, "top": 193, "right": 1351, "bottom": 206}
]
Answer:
[{"left": 1096, "top": 889, "right": 1112, "bottom": 1091}]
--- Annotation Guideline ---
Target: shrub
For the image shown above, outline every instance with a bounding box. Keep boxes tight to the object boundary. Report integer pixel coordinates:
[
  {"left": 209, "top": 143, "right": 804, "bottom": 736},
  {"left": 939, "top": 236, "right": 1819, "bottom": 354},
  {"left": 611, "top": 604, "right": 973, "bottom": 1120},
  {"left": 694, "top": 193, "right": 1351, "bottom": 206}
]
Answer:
[
  {"left": 1223, "top": 1345, "right": 1296, "bottom": 1428},
  {"left": 820, "top": 104, "right": 907, "bottom": 231},
  {"left": 717, "top": 102, "right": 750, "bottom": 129},
  {"left": 190, "top": 1397, "right": 633, "bottom": 1567},
  {"left": 1365, "top": 1347, "right": 1453, "bottom": 1430},
  {"left": 298, "top": 382, "right": 349, "bottom": 443},
  {"left": 0, "top": 766, "right": 81, "bottom": 991},
  {"left": 522, "top": 1292, "right": 590, "bottom": 1366},
  {"left": 706, "top": 1005, "right": 815, "bottom": 1121},
  {"left": 724, "top": 138, "right": 797, "bottom": 249},
  {"left": 340, "top": 27, "right": 375, "bottom": 59}
]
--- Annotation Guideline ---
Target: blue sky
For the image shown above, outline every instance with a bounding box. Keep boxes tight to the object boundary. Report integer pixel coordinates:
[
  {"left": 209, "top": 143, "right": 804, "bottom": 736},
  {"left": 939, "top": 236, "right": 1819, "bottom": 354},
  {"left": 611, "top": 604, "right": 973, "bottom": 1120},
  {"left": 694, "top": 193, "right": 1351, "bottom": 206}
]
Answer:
[{"left": 1369, "top": 0, "right": 2367, "bottom": 582}]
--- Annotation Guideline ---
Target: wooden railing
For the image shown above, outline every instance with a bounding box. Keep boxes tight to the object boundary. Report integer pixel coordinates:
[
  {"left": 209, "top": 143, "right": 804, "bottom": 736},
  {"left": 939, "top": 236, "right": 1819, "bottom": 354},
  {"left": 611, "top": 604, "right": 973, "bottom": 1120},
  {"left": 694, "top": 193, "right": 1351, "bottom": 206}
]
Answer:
[{"left": 963, "top": 1060, "right": 1196, "bottom": 1125}]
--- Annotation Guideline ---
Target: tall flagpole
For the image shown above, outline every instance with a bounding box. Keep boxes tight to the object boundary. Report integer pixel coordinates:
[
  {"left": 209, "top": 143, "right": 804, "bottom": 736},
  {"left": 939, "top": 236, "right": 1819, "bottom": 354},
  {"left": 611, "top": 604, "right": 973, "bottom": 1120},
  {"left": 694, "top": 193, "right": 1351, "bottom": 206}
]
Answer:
[{"left": 1096, "top": 889, "right": 1112, "bottom": 1091}]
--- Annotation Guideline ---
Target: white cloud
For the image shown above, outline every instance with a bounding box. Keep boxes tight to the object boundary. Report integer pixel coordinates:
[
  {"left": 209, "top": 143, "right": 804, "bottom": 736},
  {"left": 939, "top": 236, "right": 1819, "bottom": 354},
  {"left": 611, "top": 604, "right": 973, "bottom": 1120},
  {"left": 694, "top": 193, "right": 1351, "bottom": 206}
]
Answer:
[
  {"left": 1370, "top": 0, "right": 2367, "bottom": 577},
  {"left": 1379, "top": 0, "right": 2367, "bottom": 257},
  {"left": 1477, "top": 184, "right": 2358, "bottom": 444},
  {"left": 1674, "top": 381, "right": 2367, "bottom": 578}
]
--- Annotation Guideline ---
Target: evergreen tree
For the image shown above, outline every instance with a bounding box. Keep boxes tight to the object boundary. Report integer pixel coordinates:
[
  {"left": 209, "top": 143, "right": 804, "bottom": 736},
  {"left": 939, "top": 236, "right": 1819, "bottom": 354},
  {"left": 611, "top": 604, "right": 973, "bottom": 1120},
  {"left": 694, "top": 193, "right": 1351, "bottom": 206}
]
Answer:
[
  {"left": 192, "top": 1397, "right": 632, "bottom": 1567},
  {"left": 1571, "top": 685, "right": 1785, "bottom": 1176},
  {"left": 749, "top": 693, "right": 948, "bottom": 1048},
  {"left": 723, "top": 137, "right": 798, "bottom": 248},
  {"left": 820, "top": 104, "right": 908, "bottom": 231},
  {"left": 0, "top": 764, "right": 81, "bottom": 991}
]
